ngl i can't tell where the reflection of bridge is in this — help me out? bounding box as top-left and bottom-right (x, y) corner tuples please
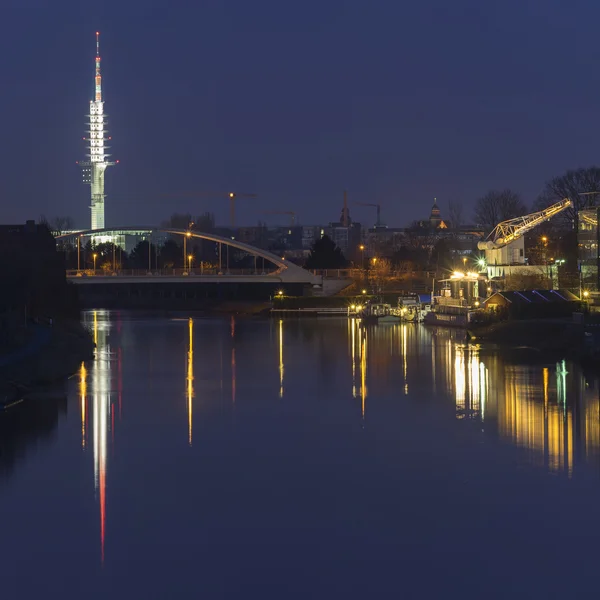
(57, 226), (321, 285)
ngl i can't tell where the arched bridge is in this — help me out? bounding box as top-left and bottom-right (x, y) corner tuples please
(57, 226), (320, 284)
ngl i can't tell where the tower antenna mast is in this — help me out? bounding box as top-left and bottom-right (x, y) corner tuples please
(79, 31), (116, 232)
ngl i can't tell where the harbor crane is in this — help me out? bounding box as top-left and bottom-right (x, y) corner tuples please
(261, 210), (297, 226)
(478, 198), (572, 250)
(477, 198), (572, 269)
(354, 202), (383, 228)
(160, 191), (257, 227)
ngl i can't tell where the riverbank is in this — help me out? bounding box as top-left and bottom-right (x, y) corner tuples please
(0, 319), (95, 407)
(467, 318), (586, 354)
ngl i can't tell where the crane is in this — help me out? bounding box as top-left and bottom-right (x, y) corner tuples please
(261, 210), (297, 226)
(354, 202), (383, 228)
(160, 191), (258, 228)
(477, 198), (572, 250)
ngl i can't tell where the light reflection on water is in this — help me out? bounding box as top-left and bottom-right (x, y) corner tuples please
(3, 312), (600, 596)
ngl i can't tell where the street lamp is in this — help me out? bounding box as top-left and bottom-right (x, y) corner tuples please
(359, 244), (365, 269)
(183, 229), (192, 271)
(188, 254), (193, 271)
(93, 253), (98, 274)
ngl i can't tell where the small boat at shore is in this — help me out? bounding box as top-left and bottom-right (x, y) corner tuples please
(424, 272), (484, 328)
(399, 294), (432, 323)
(358, 303), (402, 324)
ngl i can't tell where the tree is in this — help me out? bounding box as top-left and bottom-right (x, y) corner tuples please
(370, 257), (392, 294)
(159, 239), (182, 268)
(431, 238), (457, 271)
(39, 215), (74, 235)
(534, 166), (600, 228)
(195, 212), (215, 233)
(128, 240), (158, 270)
(448, 201), (464, 229)
(305, 235), (347, 269)
(94, 242), (122, 271)
(474, 189), (527, 233)
(161, 212), (194, 230)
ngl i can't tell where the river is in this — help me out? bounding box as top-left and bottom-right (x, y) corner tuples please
(1, 310), (600, 598)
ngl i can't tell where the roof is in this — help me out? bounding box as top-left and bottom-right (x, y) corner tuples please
(484, 289), (580, 305)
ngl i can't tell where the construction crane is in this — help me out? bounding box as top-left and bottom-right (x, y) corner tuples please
(354, 202), (383, 228)
(160, 191), (257, 227)
(261, 210), (297, 226)
(477, 198), (572, 250)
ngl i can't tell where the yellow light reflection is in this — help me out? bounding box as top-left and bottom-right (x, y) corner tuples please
(402, 324), (408, 395)
(455, 347), (466, 413)
(187, 317), (194, 446)
(454, 345), (487, 419)
(501, 365), (572, 475)
(351, 318), (357, 398)
(80, 362), (87, 449)
(279, 319), (284, 398)
(360, 333), (368, 419)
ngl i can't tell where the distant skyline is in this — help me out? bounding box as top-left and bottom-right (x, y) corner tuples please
(2, 0), (600, 228)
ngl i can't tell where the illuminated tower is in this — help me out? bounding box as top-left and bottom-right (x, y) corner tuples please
(80, 32), (115, 231)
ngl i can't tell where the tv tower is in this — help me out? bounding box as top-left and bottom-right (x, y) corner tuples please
(80, 32), (115, 231)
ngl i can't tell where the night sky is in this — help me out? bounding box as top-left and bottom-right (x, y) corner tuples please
(2, 0), (599, 229)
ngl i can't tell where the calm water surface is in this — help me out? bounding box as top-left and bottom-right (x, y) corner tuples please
(2, 311), (600, 598)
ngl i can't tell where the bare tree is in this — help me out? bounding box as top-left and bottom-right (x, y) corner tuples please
(370, 257), (392, 294)
(39, 215), (74, 235)
(533, 167), (600, 228)
(474, 189), (527, 233)
(448, 201), (464, 229)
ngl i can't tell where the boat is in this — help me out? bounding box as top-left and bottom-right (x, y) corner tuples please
(424, 271), (484, 328)
(358, 303), (402, 324)
(399, 294), (432, 323)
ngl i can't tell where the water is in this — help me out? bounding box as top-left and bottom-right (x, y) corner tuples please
(2, 311), (600, 599)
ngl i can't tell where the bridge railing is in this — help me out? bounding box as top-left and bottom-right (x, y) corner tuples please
(66, 267), (281, 278)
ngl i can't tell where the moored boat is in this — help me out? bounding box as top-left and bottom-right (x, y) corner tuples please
(425, 271), (484, 328)
(358, 303), (401, 324)
(399, 294), (432, 323)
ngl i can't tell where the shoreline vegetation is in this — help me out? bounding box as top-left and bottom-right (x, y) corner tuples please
(0, 319), (95, 405)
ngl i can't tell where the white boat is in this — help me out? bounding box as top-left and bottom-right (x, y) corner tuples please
(399, 295), (432, 323)
(358, 303), (401, 324)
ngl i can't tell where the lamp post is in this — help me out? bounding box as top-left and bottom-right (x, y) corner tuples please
(77, 235), (81, 272)
(183, 222), (194, 272)
(359, 244), (365, 270)
(184, 231), (191, 272)
(188, 254), (193, 272)
(93, 253), (98, 274)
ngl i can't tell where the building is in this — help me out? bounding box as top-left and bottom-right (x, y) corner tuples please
(0, 221), (76, 319)
(484, 289), (581, 319)
(579, 208), (598, 289)
(78, 33), (116, 233)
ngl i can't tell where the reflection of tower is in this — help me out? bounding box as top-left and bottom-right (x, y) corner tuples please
(80, 32), (116, 231)
(87, 309), (113, 564)
(278, 319), (284, 398)
(187, 318), (194, 446)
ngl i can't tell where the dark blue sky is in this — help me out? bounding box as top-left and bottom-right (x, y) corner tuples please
(1, 0), (599, 229)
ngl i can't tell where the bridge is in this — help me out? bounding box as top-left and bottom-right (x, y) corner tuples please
(57, 226), (321, 285)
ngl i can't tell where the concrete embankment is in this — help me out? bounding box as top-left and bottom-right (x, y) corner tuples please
(0, 320), (95, 404)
